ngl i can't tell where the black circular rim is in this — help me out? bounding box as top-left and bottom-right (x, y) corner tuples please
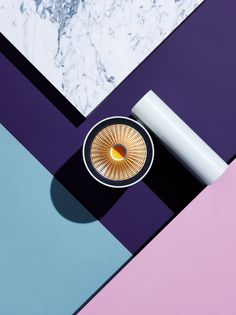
(83, 117), (154, 187)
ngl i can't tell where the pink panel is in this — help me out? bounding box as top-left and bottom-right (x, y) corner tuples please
(80, 159), (236, 315)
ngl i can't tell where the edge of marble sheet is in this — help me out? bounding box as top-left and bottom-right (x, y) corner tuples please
(0, 0), (204, 116)
(79, 159), (236, 314)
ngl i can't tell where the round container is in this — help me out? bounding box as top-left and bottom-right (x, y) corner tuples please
(83, 116), (154, 188)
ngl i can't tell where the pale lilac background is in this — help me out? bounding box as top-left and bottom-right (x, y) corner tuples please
(80, 160), (236, 314)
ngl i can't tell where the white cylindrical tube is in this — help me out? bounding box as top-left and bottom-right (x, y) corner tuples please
(131, 90), (228, 185)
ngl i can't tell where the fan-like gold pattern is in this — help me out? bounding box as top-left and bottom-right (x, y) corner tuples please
(90, 124), (147, 181)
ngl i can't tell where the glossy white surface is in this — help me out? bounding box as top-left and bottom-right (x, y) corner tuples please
(132, 91), (228, 185)
(0, 0), (203, 116)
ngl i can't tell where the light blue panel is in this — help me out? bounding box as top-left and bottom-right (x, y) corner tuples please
(0, 125), (131, 315)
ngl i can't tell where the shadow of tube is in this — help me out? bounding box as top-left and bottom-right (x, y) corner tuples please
(143, 134), (205, 212)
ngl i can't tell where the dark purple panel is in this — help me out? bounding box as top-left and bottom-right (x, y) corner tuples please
(1, 0), (236, 253)
(0, 54), (174, 253)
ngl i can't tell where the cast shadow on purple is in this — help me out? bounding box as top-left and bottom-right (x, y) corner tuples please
(50, 134), (204, 224)
(1, 34), (85, 127)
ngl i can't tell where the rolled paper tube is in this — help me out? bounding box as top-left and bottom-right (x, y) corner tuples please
(131, 90), (228, 185)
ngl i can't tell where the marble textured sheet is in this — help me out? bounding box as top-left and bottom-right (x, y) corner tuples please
(0, 0), (203, 116)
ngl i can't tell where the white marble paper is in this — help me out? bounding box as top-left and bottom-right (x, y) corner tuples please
(0, 0), (203, 116)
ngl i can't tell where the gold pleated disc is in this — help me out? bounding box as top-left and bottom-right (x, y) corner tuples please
(90, 124), (147, 181)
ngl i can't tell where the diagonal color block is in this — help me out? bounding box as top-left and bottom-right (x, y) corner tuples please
(79, 159), (236, 315)
(0, 0), (203, 115)
(0, 125), (131, 315)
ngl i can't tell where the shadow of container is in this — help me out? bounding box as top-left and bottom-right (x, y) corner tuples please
(50, 147), (127, 223)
